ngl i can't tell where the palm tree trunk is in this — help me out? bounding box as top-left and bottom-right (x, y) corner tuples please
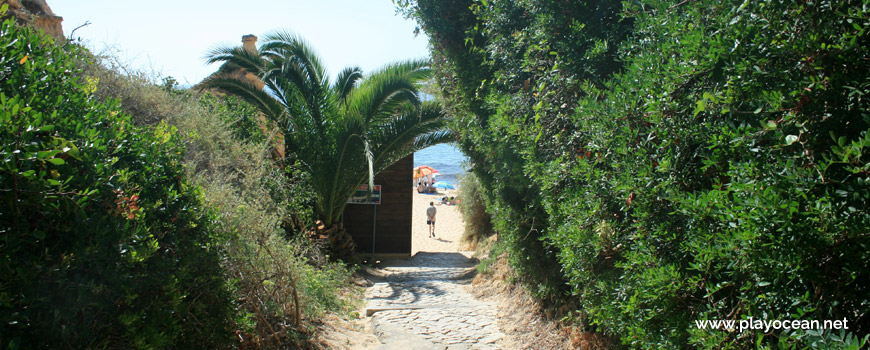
(309, 220), (356, 261)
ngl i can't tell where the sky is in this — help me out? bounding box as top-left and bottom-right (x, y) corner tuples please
(50, 1), (430, 86)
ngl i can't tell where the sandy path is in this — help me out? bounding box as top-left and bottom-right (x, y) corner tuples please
(411, 190), (465, 254)
(359, 190), (505, 349)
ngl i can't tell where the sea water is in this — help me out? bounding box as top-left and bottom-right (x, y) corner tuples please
(414, 143), (468, 187)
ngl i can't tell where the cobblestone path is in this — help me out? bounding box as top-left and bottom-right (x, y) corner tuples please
(365, 252), (504, 350)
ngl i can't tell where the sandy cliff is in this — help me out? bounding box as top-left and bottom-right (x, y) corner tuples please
(3, 0), (64, 39)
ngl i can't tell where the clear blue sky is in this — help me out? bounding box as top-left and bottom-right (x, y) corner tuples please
(50, 1), (429, 85)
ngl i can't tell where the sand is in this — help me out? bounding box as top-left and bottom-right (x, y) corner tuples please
(411, 189), (467, 254)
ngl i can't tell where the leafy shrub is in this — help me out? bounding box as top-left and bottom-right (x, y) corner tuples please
(399, 0), (577, 305)
(0, 13), (234, 349)
(197, 92), (266, 145)
(78, 35), (358, 348)
(458, 172), (493, 250)
(402, 0), (870, 348)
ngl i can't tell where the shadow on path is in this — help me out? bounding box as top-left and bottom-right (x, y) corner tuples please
(364, 252), (503, 349)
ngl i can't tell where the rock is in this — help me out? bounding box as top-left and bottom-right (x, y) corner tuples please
(479, 333), (504, 344)
(4, 0), (64, 40)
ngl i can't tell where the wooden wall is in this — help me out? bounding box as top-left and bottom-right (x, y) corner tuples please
(343, 154), (413, 256)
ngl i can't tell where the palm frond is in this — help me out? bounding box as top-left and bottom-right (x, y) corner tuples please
(368, 101), (451, 171)
(204, 31), (449, 226)
(345, 59), (432, 124)
(334, 66), (364, 104)
(412, 130), (454, 152)
(260, 30), (327, 87)
(364, 137), (375, 199)
(261, 36), (334, 135)
(367, 58), (432, 82)
(199, 76), (287, 126)
(204, 45), (266, 75)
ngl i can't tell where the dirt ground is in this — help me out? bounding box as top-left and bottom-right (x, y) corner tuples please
(469, 246), (613, 350)
(311, 312), (380, 350)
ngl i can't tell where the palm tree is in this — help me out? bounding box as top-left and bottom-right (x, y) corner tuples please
(203, 31), (451, 258)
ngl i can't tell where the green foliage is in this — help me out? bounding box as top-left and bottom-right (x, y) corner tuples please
(203, 32), (452, 227)
(398, 0), (590, 303)
(203, 31), (453, 260)
(0, 15), (234, 348)
(403, 0), (870, 347)
(176, 93), (356, 347)
(81, 48), (358, 347)
(84, 58), (266, 146)
(458, 171), (493, 250)
(198, 93), (266, 144)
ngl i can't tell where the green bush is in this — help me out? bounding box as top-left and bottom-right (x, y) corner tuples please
(0, 13), (234, 349)
(402, 0), (870, 348)
(182, 116), (354, 347)
(78, 32), (357, 348)
(458, 172), (493, 250)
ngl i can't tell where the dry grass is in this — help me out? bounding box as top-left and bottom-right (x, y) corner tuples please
(458, 173), (494, 250)
(471, 250), (614, 349)
(309, 306), (380, 350)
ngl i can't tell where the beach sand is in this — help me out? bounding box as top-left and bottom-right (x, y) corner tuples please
(411, 189), (467, 255)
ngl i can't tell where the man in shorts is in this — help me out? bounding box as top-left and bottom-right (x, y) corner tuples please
(426, 201), (437, 238)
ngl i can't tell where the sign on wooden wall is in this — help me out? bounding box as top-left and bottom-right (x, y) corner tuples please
(348, 185), (381, 204)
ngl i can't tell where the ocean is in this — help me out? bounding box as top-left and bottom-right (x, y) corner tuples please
(414, 143), (468, 187)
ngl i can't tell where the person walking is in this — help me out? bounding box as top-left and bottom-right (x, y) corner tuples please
(426, 201), (437, 238)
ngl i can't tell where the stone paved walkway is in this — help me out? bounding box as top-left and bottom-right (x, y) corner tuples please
(365, 252), (504, 350)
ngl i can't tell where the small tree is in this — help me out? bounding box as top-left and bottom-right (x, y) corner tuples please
(204, 31), (451, 259)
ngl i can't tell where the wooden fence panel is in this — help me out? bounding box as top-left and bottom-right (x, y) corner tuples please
(344, 154), (413, 256)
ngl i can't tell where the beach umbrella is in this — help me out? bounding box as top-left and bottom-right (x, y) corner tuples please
(432, 181), (456, 190)
(413, 165), (439, 179)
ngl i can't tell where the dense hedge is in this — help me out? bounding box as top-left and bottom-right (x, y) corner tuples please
(401, 0), (869, 348)
(0, 14), (235, 348)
